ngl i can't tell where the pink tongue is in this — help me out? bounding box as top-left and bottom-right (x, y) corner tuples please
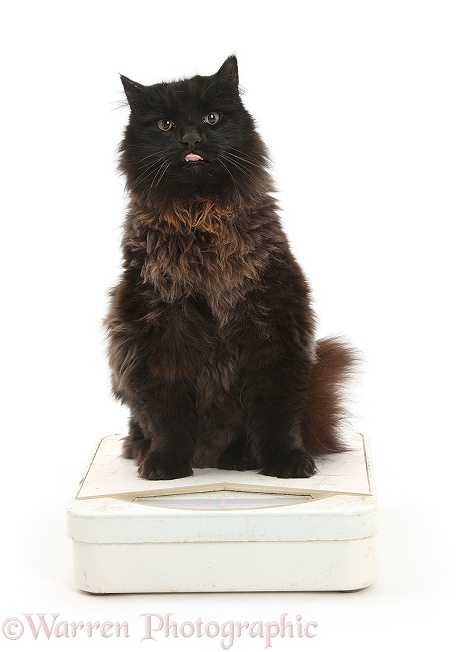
(185, 153), (202, 162)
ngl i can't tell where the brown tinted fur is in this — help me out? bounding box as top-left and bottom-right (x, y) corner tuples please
(105, 57), (358, 480)
(302, 337), (357, 456)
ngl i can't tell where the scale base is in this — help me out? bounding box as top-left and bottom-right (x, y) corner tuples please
(74, 538), (376, 594)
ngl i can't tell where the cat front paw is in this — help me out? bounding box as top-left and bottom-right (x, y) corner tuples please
(260, 448), (317, 479)
(138, 451), (193, 480)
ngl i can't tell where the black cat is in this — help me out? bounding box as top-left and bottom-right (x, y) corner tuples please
(105, 56), (357, 480)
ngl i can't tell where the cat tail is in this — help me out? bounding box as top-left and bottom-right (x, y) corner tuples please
(302, 336), (361, 456)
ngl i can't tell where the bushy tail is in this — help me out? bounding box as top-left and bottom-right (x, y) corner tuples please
(302, 336), (360, 456)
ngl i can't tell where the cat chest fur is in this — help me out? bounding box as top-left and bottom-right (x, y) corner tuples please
(132, 211), (273, 322)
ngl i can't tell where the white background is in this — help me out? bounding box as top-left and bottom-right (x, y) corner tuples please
(1, 1), (470, 649)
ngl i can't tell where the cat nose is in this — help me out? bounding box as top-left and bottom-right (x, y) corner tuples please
(181, 127), (201, 150)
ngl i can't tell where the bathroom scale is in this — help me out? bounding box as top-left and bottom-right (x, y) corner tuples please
(67, 433), (377, 593)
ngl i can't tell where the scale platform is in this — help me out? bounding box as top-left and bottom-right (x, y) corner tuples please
(67, 433), (377, 593)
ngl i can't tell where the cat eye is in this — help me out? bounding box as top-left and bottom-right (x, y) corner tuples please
(156, 119), (174, 132)
(203, 112), (220, 125)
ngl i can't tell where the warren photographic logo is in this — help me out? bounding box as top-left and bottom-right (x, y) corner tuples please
(2, 612), (318, 648)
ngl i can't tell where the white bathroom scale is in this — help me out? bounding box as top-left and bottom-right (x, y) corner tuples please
(67, 433), (377, 593)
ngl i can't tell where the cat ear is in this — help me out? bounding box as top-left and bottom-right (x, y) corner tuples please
(120, 75), (147, 110)
(215, 56), (239, 89)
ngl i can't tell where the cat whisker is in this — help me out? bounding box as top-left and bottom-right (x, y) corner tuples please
(138, 152), (166, 164)
(221, 152), (252, 171)
(149, 161), (168, 190)
(150, 160), (172, 192)
(133, 158), (168, 186)
(225, 146), (267, 168)
(225, 145), (260, 159)
(224, 148), (266, 171)
(137, 156), (167, 175)
(198, 80), (216, 100)
(219, 154), (252, 181)
(217, 157), (241, 189)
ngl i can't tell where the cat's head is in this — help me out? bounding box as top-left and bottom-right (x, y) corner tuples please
(119, 57), (270, 208)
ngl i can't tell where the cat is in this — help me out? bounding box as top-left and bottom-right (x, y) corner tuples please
(105, 56), (357, 480)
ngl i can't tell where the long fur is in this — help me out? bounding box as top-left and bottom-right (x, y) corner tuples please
(105, 56), (358, 480)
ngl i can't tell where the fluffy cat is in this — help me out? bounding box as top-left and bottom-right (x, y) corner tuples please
(106, 56), (357, 480)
